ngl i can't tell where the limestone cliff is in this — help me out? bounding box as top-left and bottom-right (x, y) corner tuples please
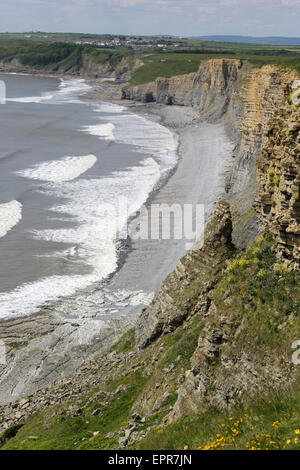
(123, 60), (298, 249)
(0, 55), (141, 80)
(0, 60), (299, 450)
(1, 201), (298, 449)
(255, 104), (300, 267)
(135, 201), (234, 349)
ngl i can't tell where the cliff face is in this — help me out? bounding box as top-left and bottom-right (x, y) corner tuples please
(0, 60), (299, 449)
(255, 104), (300, 267)
(125, 61), (300, 417)
(124, 61), (295, 184)
(135, 201), (234, 349)
(1, 202), (298, 449)
(124, 59), (299, 251)
(0, 55), (140, 80)
(133, 201), (299, 416)
(123, 59), (243, 115)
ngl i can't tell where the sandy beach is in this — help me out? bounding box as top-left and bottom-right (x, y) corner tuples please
(0, 92), (233, 405)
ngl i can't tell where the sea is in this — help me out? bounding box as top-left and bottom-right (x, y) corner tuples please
(0, 73), (179, 322)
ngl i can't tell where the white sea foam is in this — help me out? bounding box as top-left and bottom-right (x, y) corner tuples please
(55, 78), (92, 103)
(7, 78), (92, 105)
(113, 113), (178, 171)
(94, 102), (125, 113)
(7, 94), (54, 104)
(84, 122), (115, 141)
(0, 200), (22, 239)
(85, 110), (178, 173)
(0, 80), (178, 319)
(0, 158), (160, 318)
(16, 154), (97, 183)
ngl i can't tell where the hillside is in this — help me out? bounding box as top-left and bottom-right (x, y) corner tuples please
(0, 40), (137, 78)
(1, 203), (299, 450)
(0, 38), (300, 80)
(0, 55), (299, 450)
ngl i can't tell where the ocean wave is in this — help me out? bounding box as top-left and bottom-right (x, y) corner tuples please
(0, 158), (160, 318)
(94, 102), (125, 114)
(7, 94), (54, 104)
(55, 78), (92, 103)
(83, 122), (115, 141)
(0, 200), (22, 239)
(86, 111), (178, 173)
(6, 78), (92, 105)
(16, 154), (97, 183)
(113, 113), (178, 171)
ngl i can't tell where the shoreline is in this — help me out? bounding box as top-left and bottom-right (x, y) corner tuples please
(0, 77), (234, 405)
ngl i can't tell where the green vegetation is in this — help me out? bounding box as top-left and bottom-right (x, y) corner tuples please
(8, 342), (29, 351)
(0, 36), (299, 81)
(126, 52), (210, 85)
(2, 370), (149, 450)
(129, 47), (300, 85)
(2, 423), (24, 441)
(0, 39), (133, 73)
(274, 175), (281, 186)
(0, 315), (203, 450)
(220, 236), (300, 352)
(133, 381), (300, 450)
(111, 329), (135, 354)
(1, 236), (299, 451)
(234, 206), (255, 229)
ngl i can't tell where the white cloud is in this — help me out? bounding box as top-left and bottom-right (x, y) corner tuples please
(0, 0), (299, 36)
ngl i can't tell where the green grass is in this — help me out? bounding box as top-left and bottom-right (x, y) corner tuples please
(217, 236), (300, 354)
(3, 378), (300, 451)
(129, 52), (205, 85)
(8, 342), (28, 351)
(0, 316), (204, 451)
(132, 380), (300, 450)
(2, 370), (149, 450)
(0, 39), (133, 73)
(129, 48), (300, 85)
(158, 316), (204, 370)
(111, 329), (135, 354)
(0, 37), (299, 81)
(1, 235), (299, 451)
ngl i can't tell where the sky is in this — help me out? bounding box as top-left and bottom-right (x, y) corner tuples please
(0, 0), (300, 37)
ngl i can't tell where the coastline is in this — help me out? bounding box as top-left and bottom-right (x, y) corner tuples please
(0, 78), (233, 405)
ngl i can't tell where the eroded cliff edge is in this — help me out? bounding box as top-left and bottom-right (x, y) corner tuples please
(255, 104), (300, 267)
(123, 59), (299, 248)
(1, 197), (299, 449)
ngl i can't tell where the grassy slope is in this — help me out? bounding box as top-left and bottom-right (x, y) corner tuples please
(0, 40), (134, 73)
(134, 382), (300, 450)
(1, 236), (299, 450)
(129, 48), (300, 85)
(0, 38), (299, 79)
